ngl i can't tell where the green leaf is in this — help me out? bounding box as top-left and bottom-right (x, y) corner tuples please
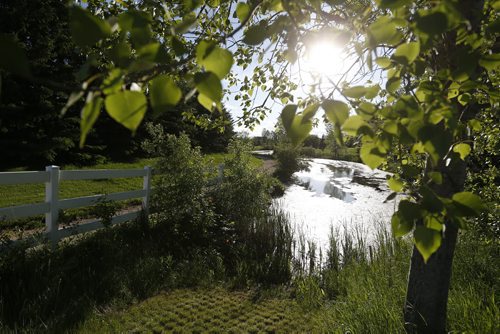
(0, 34), (31, 78)
(280, 104), (297, 130)
(428, 171), (443, 185)
(386, 77), (401, 93)
(367, 16), (401, 47)
(376, 0), (411, 9)
(416, 11), (448, 36)
(196, 41), (234, 79)
(109, 41), (132, 68)
(452, 192), (484, 217)
(69, 6), (111, 47)
(357, 102), (376, 120)
(360, 141), (385, 169)
(137, 43), (170, 63)
(398, 200), (422, 221)
(365, 85), (380, 99)
(174, 12), (197, 34)
(384, 192), (397, 203)
(479, 53), (500, 71)
(375, 57), (393, 69)
(302, 103), (319, 122)
(280, 105), (314, 146)
(425, 216), (444, 231)
(150, 75), (182, 114)
(414, 226), (442, 263)
(61, 91), (84, 116)
(391, 213), (413, 237)
(420, 185), (444, 213)
(382, 120), (398, 135)
(197, 93), (217, 112)
(101, 69), (124, 95)
(387, 177), (403, 192)
(235, 2), (251, 23)
(458, 93), (472, 106)
(104, 91), (147, 133)
(418, 125), (452, 165)
(468, 119), (482, 131)
(322, 100), (350, 126)
(118, 10), (152, 47)
(243, 22), (269, 45)
(393, 41), (420, 65)
(119, 10), (151, 31)
(342, 115), (367, 136)
(342, 86), (367, 99)
(80, 94), (103, 148)
(453, 143), (471, 160)
(194, 72), (222, 102)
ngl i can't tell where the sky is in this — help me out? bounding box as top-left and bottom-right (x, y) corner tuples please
(222, 29), (367, 138)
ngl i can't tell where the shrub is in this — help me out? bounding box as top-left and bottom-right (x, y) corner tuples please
(142, 124), (217, 253)
(209, 140), (293, 285)
(211, 140), (271, 231)
(273, 144), (307, 182)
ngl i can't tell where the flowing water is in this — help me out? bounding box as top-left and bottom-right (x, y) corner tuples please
(275, 158), (396, 249)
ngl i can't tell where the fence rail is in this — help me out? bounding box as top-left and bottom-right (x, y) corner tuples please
(0, 165), (152, 248)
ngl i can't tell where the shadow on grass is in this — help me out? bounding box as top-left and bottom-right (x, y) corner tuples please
(0, 217), (219, 333)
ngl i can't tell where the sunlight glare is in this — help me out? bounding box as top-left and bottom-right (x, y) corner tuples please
(303, 41), (344, 78)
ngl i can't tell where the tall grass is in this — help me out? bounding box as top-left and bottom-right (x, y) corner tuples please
(290, 220), (498, 333)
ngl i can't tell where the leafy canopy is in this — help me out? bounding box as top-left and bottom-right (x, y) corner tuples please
(0, 0), (498, 261)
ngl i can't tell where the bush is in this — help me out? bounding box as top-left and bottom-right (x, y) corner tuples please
(142, 124), (217, 253)
(273, 144), (307, 182)
(211, 140), (271, 230)
(208, 140), (293, 285)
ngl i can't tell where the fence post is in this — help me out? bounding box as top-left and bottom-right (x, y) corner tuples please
(45, 165), (60, 245)
(142, 166), (152, 216)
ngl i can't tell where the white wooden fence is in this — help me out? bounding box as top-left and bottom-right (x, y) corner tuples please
(0, 165), (152, 246)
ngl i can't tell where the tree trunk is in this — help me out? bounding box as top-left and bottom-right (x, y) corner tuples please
(404, 223), (458, 333)
(404, 156), (467, 332)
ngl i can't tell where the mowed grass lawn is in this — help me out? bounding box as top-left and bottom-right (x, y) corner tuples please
(0, 159), (157, 208)
(77, 287), (320, 333)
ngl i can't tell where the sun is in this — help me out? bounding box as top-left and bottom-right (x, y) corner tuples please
(302, 41), (344, 79)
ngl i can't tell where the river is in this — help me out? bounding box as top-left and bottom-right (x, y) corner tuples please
(275, 158), (396, 249)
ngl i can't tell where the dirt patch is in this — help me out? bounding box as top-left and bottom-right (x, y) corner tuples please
(259, 159), (277, 175)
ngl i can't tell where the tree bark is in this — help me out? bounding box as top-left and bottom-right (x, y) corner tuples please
(404, 222), (458, 333)
(404, 156), (467, 333)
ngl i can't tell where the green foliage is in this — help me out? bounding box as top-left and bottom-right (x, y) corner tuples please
(211, 139), (272, 227)
(68, 6), (110, 47)
(273, 143), (306, 183)
(322, 100), (350, 126)
(92, 197), (119, 228)
(142, 125), (216, 251)
(280, 104), (318, 146)
(414, 226), (442, 263)
(80, 94), (103, 148)
(0, 1), (498, 329)
(235, 2), (251, 23)
(0, 34), (31, 78)
(196, 40), (234, 79)
(294, 276), (325, 310)
(149, 75), (182, 115)
(104, 91), (148, 133)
